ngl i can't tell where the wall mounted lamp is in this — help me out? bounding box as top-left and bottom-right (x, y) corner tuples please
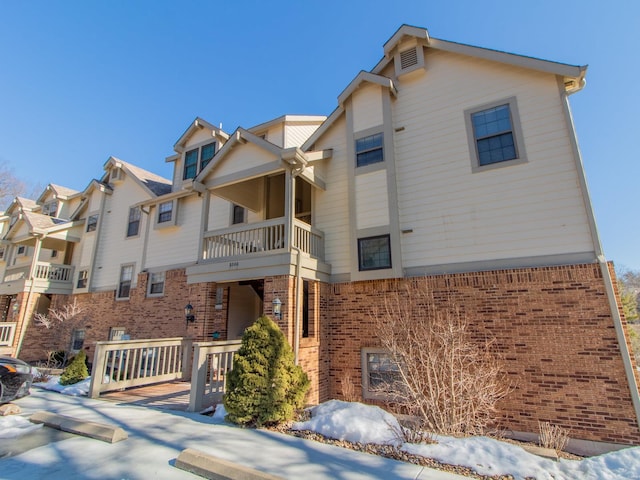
(185, 303), (195, 323)
(272, 297), (282, 320)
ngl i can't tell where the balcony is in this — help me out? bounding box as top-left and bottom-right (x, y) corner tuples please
(189, 217), (329, 283)
(0, 262), (75, 295)
(203, 217), (324, 261)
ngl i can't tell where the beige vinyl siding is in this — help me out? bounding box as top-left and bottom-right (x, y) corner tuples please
(91, 176), (148, 290)
(144, 194), (202, 269)
(87, 193), (102, 212)
(213, 143), (277, 179)
(266, 124), (284, 147)
(355, 171), (389, 229)
(391, 49), (593, 268)
(208, 196), (231, 231)
(285, 123), (322, 148)
(352, 85), (383, 133)
(313, 115), (351, 274)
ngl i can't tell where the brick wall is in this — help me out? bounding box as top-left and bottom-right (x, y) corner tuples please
(19, 269), (213, 363)
(328, 263), (640, 445)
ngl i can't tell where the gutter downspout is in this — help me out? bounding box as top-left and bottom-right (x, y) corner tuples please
(559, 77), (640, 429)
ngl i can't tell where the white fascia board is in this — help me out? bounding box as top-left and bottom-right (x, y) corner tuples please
(173, 117), (230, 153)
(337, 71), (396, 107)
(430, 38), (586, 80)
(301, 106), (344, 151)
(248, 114), (328, 134)
(382, 24), (430, 57)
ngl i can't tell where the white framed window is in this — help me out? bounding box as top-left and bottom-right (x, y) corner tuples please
(16, 245), (27, 256)
(77, 269), (88, 289)
(42, 201), (58, 217)
(361, 347), (401, 400)
(465, 97), (527, 172)
(358, 235), (392, 271)
(70, 329), (85, 353)
(147, 271), (165, 296)
(355, 132), (384, 168)
(127, 206), (141, 237)
(51, 250), (58, 258)
(157, 201), (173, 224)
(183, 142), (216, 180)
(117, 264), (134, 299)
(0, 247), (5, 260)
(86, 214), (99, 232)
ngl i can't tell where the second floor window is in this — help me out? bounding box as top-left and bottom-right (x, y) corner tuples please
(183, 142), (216, 180)
(127, 207), (141, 237)
(86, 214), (98, 232)
(158, 201), (173, 224)
(355, 132), (384, 167)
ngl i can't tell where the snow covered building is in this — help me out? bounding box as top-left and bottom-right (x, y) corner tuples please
(1, 25), (639, 452)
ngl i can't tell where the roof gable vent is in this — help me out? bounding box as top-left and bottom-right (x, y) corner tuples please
(394, 45), (425, 77)
(400, 48), (418, 70)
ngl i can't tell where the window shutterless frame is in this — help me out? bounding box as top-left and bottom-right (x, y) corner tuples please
(355, 132), (384, 168)
(465, 97), (527, 173)
(357, 234), (392, 271)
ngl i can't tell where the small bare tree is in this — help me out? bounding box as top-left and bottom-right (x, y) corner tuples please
(370, 282), (511, 437)
(34, 298), (85, 366)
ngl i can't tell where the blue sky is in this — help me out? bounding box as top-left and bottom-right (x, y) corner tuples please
(1, 1), (638, 270)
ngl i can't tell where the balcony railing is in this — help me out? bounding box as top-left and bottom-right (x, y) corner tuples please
(202, 217), (324, 261)
(0, 322), (16, 346)
(33, 263), (74, 282)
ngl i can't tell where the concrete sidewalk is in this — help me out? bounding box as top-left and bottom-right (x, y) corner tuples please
(1, 389), (469, 480)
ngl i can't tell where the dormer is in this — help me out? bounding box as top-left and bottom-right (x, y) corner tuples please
(248, 115), (326, 148)
(382, 25), (430, 78)
(36, 184), (81, 220)
(168, 117), (230, 190)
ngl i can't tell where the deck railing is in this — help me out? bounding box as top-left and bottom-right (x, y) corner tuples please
(0, 322), (16, 346)
(89, 337), (193, 398)
(33, 262), (74, 282)
(188, 340), (242, 412)
(202, 217), (324, 261)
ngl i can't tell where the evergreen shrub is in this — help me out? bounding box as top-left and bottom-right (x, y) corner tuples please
(224, 315), (309, 426)
(59, 350), (89, 385)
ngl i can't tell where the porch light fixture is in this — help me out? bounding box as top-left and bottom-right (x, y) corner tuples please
(272, 297), (282, 320)
(185, 303), (195, 323)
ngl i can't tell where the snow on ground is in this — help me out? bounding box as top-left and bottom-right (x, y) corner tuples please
(15, 389), (633, 479)
(294, 399), (640, 480)
(33, 375), (91, 396)
(0, 415), (43, 439)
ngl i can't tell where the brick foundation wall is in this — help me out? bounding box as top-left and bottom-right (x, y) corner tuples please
(19, 269), (213, 363)
(328, 263), (640, 445)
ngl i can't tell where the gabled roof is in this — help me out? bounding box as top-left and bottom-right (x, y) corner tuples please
(304, 24), (587, 152)
(103, 157), (172, 197)
(69, 180), (113, 220)
(172, 117), (230, 154)
(195, 128), (284, 183)
(337, 71), (397, 107)
(5, 197), (38, 216)
(373, 24), (587, 85)
(36, 183), (81, 204)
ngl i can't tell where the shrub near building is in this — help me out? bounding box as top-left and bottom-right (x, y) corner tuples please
(224, 316), (309, 426)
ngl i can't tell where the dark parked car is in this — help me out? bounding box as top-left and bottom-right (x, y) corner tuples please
(0, 356), (33, 403)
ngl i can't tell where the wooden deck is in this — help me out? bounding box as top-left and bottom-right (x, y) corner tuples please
(99, 381), (192, 411)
